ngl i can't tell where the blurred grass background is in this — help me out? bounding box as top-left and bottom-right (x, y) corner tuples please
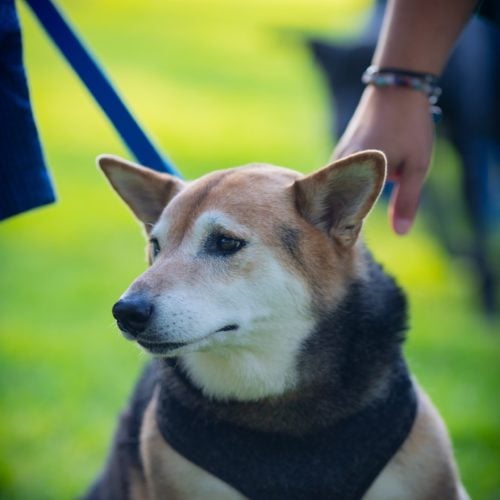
(0, 0), (499, 498)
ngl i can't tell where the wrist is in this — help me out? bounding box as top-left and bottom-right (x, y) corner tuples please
(363, 66), (440, 98)
(361, 66), (442, 122)
(363, 83), (431, 106)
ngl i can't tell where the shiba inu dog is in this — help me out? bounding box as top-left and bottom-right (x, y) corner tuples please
(86, 150), (467, 500)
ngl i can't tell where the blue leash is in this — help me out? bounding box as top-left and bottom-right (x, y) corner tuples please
(24, 0), (181, 177)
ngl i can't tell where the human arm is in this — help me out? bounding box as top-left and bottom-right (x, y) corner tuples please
(333, 0), (477, 234)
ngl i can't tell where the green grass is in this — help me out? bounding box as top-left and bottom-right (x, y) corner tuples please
(0, 0), (499, 498)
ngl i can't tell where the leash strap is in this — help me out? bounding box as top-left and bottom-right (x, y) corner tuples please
(23, 0), (181, 177)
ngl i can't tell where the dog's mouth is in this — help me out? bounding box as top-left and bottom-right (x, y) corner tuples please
(136, 340), (187, 354)
(137, 324), (239, 355)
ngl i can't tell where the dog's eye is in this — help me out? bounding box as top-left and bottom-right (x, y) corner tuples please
(217, 236), (244, 253)
(149, 238), (161, 259)
(206, 234), (246, 256)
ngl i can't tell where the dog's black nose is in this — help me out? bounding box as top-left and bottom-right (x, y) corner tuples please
(112, 296), (153, 336)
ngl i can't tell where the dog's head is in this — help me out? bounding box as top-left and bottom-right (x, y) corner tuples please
(99, 151), (386, 399)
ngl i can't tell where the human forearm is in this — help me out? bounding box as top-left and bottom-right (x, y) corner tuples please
(373, 0), (477, 75)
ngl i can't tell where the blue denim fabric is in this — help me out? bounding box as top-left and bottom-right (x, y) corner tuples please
(0, 0), (55, 221)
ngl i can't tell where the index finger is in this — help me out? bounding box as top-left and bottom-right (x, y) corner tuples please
(389, 164), (427, 235)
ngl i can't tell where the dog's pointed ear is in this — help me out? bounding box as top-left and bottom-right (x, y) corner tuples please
(292, 150), (386, 248)
(97, 155), (185, 227)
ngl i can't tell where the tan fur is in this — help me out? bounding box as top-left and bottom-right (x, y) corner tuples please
(365, 386), (468, 500)
(98, 155), (184, 228)
(128, 466), (149, 500)
(293, 151), (386, 247)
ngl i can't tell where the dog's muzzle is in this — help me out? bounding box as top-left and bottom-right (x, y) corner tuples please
(112, 295), (153, 337)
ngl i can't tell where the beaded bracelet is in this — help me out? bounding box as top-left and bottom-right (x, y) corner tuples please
(362, 65), (442, 123)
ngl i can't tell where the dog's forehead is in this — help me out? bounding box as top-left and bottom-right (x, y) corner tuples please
(156, 164), (300, 237)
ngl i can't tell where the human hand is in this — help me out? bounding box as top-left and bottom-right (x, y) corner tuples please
(332, 85), (435, 235)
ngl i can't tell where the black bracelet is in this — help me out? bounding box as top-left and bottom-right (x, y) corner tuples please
(362, 65), (442, 123)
